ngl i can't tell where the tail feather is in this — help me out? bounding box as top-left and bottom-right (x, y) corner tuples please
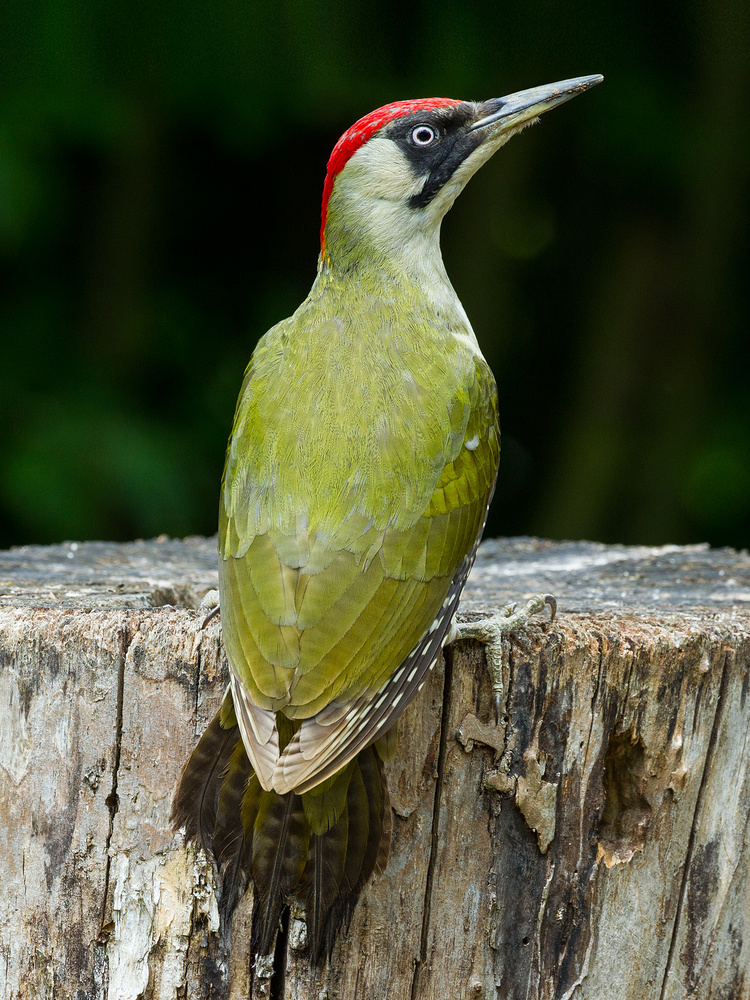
(172, 695), (393, 962)
(358, 745), (391, 880)
(251, 791), (310, 955)
(213, 743), (257, 919)
(341, 761), (369, 892)
(171, 709), (239, 853)
(300, 808), (349, 959)
(301, 746), (391, 959)
(213, 741), (253, 869)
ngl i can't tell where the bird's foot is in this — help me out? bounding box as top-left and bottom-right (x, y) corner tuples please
(447, 594), (556, 722)
(199, 589), (221, 627)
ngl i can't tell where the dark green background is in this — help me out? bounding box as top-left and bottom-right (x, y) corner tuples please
(2, 1), (748, 549)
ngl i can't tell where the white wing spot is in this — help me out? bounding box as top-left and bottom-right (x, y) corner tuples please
(465, 434), (480, 451)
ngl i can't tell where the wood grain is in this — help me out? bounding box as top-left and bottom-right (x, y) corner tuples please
(1, 537), (749, 999)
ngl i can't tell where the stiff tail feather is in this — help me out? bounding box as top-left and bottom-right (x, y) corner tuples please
(172, 701), (392, 961)
(170, 709), (240, 853)
(213, 741), (257, 919)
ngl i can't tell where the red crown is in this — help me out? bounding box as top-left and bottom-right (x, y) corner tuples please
(320, 98), (461, 253)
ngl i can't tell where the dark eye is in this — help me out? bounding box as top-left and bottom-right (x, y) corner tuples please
(411, 124), (437, 146)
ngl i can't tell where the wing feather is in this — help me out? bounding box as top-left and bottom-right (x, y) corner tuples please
(219, 329), (499, 794)
(230, 673), (279, 790)
(275, 553), (475, 794)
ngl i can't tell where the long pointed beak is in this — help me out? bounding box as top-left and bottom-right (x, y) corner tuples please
(469, 74), (603, 133)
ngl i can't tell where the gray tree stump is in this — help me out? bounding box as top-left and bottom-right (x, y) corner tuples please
(1, 536), (749, 999)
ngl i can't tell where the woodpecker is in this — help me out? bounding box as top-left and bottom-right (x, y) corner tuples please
(173, 74), (602, 962)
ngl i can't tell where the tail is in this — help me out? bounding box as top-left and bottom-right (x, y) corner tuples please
(171, 699), (391, 960)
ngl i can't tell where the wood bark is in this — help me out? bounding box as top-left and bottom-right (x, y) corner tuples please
(1, 536), (749, 999)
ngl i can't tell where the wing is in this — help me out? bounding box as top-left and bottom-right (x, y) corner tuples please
(219, 310), (499, 793)
(276, 550), (477, 793)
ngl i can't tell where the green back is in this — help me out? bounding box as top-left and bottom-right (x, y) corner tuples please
(219, 261), (499, 720)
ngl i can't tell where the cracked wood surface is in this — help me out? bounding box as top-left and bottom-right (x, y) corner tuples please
(1, 536), (749, 999)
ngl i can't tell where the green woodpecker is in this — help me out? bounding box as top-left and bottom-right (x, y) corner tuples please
(173, 74), (602, 961)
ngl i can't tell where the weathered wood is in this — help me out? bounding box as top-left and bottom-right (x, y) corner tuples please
(1, 537), (749, 999)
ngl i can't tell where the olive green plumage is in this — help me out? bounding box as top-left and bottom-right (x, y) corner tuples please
(173, 260), (498, 958)
(219, 262), (498, 722)
(172, 94), (509, 963)
(171, 74), (602, 967)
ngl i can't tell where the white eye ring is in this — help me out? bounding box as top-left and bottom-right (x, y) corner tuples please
(411, 124), (436, 146)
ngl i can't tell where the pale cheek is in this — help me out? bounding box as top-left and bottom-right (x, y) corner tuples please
(344, 137), (423, 202)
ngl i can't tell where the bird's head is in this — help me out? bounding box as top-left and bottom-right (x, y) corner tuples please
(319, 75), (602, 273)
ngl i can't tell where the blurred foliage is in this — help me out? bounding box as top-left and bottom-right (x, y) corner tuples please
(1, 0), (748, 549)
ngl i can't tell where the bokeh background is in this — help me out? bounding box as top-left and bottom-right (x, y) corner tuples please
(1, 1), (748, 550)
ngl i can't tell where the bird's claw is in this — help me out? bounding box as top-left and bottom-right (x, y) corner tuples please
(452, 593), (557, 723)
(543, 594), (556, 622)
(199, 589), (221, 628)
